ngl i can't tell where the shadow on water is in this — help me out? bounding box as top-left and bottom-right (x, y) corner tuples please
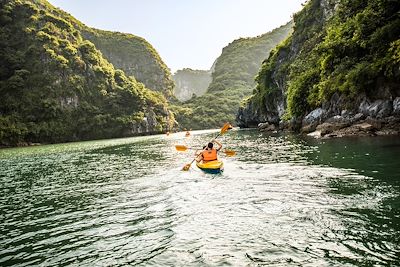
(302, 135), (400, 183)
(298, 135), (400, 266)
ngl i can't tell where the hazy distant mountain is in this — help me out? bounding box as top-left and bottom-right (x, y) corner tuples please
(173, 68), (211, 101)
(173, 22), (293, 129)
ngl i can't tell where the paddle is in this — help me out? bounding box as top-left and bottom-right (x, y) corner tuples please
(182, 122), (232, 171)
(175, 145), (236, 157)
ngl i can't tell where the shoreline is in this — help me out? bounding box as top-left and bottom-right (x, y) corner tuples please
(255, 115), (400, 139)
(2, 121), (399, 150)
(0, 131), (165, 150)
(304, 116), (400, 139)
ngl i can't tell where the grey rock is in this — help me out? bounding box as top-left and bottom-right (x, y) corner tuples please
(259, 123), (276, 132)
(340, 109), (355, 118)
(303, 108), (325, 126)
(393, 97), (400, 115)
(236, 104), (267, 128)
(359, 98), (371, 115)
(236, 88), (284, 128)
(359, 99), (393, 118)
(322, 93), (345, 117)
(326, 115), (350, 124)
(258, 122), (270, 130)
(320, 0), (336, 19)
(376, 100), (393, 118)
(353, 113), (365, 122)
(385, 116), (400, 124)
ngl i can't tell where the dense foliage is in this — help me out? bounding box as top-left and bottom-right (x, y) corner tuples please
(172, 68), (211, 101)
(250, 0), (400, 119)
(174, 22), (293, 129)
(82, 29), (175, 98)
(0, 0), (172, 146)
(33, 1), (175, 98)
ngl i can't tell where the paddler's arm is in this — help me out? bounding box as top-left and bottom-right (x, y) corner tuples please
(195, 152), (203, 162)
(213, 139), (222, 151)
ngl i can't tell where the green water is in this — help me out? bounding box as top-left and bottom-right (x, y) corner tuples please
(0, 129), (399, 266)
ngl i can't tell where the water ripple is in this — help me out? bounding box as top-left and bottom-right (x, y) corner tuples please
(0, 130), (399, 266)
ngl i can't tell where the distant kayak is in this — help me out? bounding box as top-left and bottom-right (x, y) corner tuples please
(196, 160), (223, 174)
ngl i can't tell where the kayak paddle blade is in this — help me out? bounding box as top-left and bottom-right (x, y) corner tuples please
(220, 122), (232, 135)
(175, 145), (188, 151)
(224, 150), (236, 157)
(182, 164), (191, 171)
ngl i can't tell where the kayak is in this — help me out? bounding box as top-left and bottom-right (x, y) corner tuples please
(196, 160), (224, 174)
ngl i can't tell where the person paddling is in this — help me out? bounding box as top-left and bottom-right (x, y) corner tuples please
(196, 139), (222, 163)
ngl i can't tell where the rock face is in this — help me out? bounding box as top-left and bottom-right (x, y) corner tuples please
(359, 99), (393, 118)
(237, 89), (285, 128)
(307, 116), (400, 139)
(236, 0), (400, 138)
(301, 108), (326, 132)
(172, 69), (211, 101)
(236, 0), (337, 129)
(302, 95), (400, 138)
(125, 108), (170, 136)
(394, 97), (400, 115)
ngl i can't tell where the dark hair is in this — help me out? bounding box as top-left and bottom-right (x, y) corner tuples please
(207, 142), (213, 149)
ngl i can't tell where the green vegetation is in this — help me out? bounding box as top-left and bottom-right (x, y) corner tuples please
(174, 22), (293, 129)
(0, 0), (173, 146)
(173, 68), (211, 101)
(82, 29), (175, 98)
(249, 0), (400, 119)
(31, 0), (175, 98)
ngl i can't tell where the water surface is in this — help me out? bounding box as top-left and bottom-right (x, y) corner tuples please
(0, 129), (399, 266)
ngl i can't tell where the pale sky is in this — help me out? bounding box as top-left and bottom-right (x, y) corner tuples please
(47, 0), (305, 73)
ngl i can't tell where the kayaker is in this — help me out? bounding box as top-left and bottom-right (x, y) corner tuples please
(197, 140), (222, 163)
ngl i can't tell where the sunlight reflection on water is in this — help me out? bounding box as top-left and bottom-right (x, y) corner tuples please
(0, 129), (399, 266)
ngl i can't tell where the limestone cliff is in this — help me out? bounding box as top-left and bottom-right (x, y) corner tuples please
(0, 0), (174, 147)
(237, 0), (400, 137)
(172, 68), (211, 101)
(82, 29), (175, 98)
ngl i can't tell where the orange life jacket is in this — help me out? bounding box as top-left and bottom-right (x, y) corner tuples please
(202, 149), (217, 161)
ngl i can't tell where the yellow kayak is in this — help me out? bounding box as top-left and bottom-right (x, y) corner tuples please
(196, 160), (224, 174)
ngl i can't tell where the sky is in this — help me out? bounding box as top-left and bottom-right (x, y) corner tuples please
(47, 0), (306, 73)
